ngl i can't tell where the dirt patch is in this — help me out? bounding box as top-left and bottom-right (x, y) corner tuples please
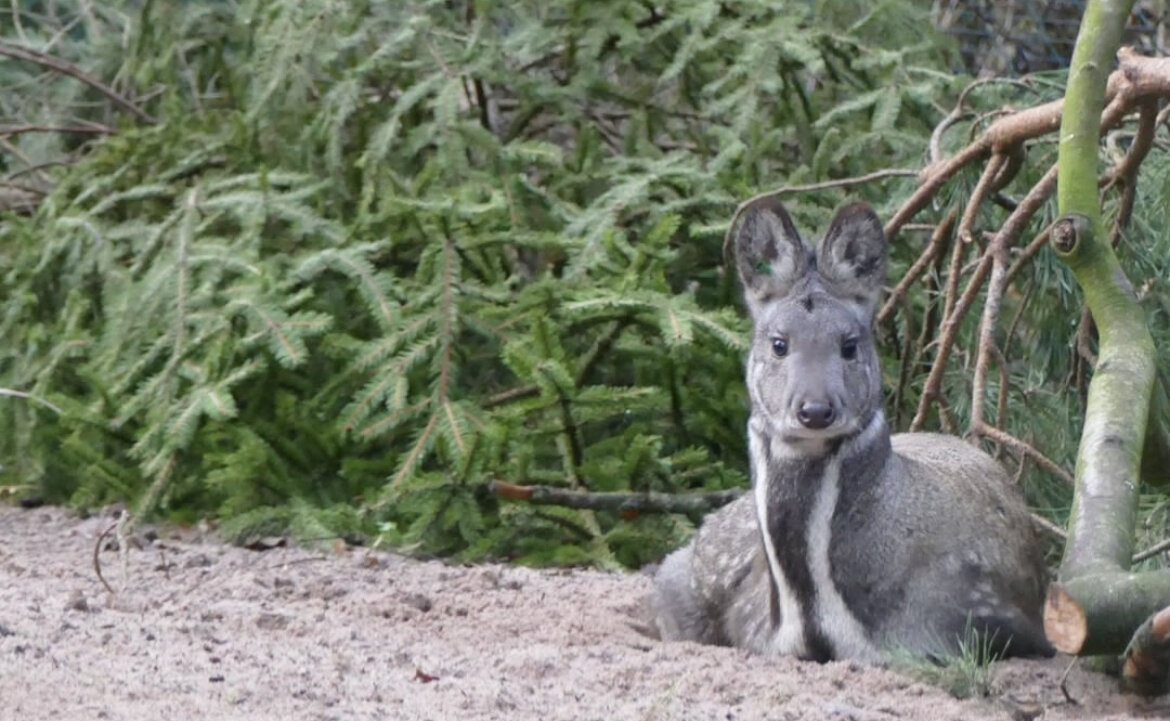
(0, 506), (1165, 720)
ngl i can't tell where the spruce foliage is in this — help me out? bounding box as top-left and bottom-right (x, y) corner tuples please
(3, 0), (988, 565)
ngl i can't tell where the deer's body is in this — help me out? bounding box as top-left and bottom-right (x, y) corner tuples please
(651, 200), (1051, 661)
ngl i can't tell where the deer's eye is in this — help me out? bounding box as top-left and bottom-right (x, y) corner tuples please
(771, 337), (789, 358)
(841, 338), (859, 360)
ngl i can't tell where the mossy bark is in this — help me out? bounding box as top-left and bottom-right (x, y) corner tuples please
(1051, 216), (1153, 579)
(1042, 0), (1167, 664)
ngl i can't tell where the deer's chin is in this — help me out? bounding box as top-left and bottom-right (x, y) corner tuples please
(777, 421), (860, 451)
(751, 412), (862, 456)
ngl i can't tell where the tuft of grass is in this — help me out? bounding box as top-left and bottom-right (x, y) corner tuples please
(887, 622), (1005, 700)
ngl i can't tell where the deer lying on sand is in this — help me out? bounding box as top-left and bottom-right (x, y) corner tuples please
(651, 199), (1052, 662)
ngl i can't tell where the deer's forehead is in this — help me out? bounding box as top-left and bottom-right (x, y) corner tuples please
(752, 292), (869, 336)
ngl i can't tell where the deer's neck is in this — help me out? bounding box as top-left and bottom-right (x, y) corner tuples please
(749, 411), (891, 661)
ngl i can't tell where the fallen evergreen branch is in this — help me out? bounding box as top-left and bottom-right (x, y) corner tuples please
(4, 0), (1170, 575)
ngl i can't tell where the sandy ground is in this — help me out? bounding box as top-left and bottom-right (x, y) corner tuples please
(0, 506), (1166, 721)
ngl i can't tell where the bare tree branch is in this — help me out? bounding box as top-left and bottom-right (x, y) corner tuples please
(0, 123), (115, 138)
(975, 422), (1075, 488)
(490, 481), (743, 515)
(0, 41), (155, 123)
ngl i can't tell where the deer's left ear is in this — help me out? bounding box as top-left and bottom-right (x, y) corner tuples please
(817, 203), (887, 312)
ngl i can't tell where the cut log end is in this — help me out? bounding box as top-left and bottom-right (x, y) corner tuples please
(1044, 583), (1089, 655)
(1121, 605), (1170, 697)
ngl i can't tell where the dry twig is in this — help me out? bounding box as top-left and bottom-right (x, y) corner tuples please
(490, 481), (742, 515)
(0, 41), (155, 123)
(975, 422), (1075, 488)
(92, 519), (118, 595)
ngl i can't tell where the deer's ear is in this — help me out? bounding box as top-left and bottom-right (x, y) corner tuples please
(734, 198), (811, 313)
(817, 203), (887, 312)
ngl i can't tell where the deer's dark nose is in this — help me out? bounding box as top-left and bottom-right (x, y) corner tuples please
(797, 401), (835, 429)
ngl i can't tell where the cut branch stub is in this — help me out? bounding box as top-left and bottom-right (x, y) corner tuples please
(1051, 213), (1092, 256)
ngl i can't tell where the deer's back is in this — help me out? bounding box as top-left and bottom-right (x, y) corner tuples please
(661, 432), (1050, 659)
(828, 432), (1049, 656)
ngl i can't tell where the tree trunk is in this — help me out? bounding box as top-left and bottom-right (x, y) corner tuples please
(1043, 0), (1166, 667)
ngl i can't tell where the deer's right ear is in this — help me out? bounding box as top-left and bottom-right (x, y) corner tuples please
(734, 198), (810, 311)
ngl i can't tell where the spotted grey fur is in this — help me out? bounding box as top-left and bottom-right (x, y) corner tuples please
(651, 199), (1052, 662)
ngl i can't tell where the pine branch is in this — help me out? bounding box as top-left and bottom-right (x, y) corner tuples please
(387, 409), (438, 491)
(13, 0), (1168, 574)
(0, 388), (62, 414)
(174, 190), (196, 361)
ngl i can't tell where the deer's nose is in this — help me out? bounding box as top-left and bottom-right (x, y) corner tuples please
(797, 401), (835, 429)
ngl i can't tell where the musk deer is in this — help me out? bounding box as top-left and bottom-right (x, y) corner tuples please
(651, 199), (1052, 662)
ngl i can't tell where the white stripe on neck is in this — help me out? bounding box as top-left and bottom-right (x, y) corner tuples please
(750, 411), (886, 660)
(807, 412), (884, 661)
(750, 417), (807, 657)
